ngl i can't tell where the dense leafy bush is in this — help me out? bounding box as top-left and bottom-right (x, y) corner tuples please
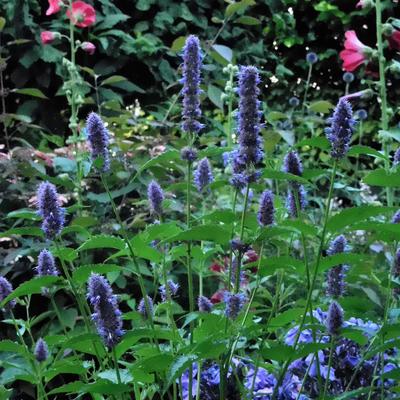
(1, 0), (400, 399)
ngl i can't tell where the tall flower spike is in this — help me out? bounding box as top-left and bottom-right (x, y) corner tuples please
(198, 295), (213, 312)
(194, 157), (213, 193)
(283, 151), (303, 177)
(326, 235), (347, 298)
(34, 338), (49, 362)
(286, 186), (307, 218)
(138, 295), (154, 319)
(0, 277), (16, 310)
(159, 280), (179, 302)
(236, 66), (263, 170)
(258, 190), (275, 227)
(326, 301), (343, 336)
(86, 112), (110, 172)
(394, 148), (400, 166)
(37, 182), (65, 240)
(181, 35), (203, 134)
(36, 249), (58, 277)
(147, 180), (164, 216)
(224, 291), (247, 319)
(393, 249), (400, 299)
(392, 210), (400, 224)
(325, 98), (356, 159)
(87, 274), (124, 347)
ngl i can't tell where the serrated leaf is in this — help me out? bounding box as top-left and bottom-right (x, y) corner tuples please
(261, 169), (309, 184)
(363, 168), (400, 187)
(171, 36), (186, 52)
(167, 355), (198, 388)
(77, 235), (126, 252)
(308, 100), (334, 113)
(14, 88), (48, 99)
(0, 227), (43, 238)
(164, 225), (231, 245)
(72, 264), (122, 285)
(347, 145), (387, 160)
(101, 75), (127, 86)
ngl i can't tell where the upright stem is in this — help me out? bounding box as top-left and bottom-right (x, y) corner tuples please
(376, 0), (392, 207)
(322, 337), (335, 399)
(272, 161), (337, 399)
(0, 34), (9, 151)
(301, 64), (313, 116)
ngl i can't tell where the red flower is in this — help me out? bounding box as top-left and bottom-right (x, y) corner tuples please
(388, 30), (400, 50)
(210, 289), (224, 304)
(40, 31), (57, 45)
(210, 262), (224, 273)
(66, 1), (96, 28)
(46, 0), (62, 16)
(81, 41), (96, 55)
(339, 31), (371, 72)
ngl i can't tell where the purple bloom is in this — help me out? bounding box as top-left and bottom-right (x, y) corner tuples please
(224, 291), (247, 319)
(86, 112), (110, 172)
(342, 72), (354, 83)
(393, 249), (400, 299)
(355, 109), (367, 120)
(258, 190), (275, 226)
(34, 338), (49, 362)
(392, 210), (400, 224)
(138, 295), (154, 319)
(283, 150), (303, 177)
(180, 146), (198, 163)
(306, 52), (318, 64)
(0, 276), (16, 311)
(326, 235), (347, 298)
(326, 301), (343, 336)
(36, 182), (65, 240)
(230, 238), (249, 253)
(236, 66), (263, 169)
(289, 97), (300, 107)
(394, 148), (400, 166)
(181, 35), (203, 134)
(159, 280), (179, 302)
(286, 186), (307, 218)
(198, 295), (213, 312)
(244, 365), (277, 398)
(87, 273), (124, 348)
(194, 157), (213, 192)
(148, 180), (164, 215)
(36, 249), (58, 277)
(325, 98), (356, 159)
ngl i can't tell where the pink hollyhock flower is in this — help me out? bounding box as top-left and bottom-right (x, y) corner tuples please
(40, 31), (57, 45)
(339, 30), (371, 72)
(81, 41), (96, 55)
(46, 0), (62, 16)
(388, 30), (400, 50)
(66, 1), (96, 28)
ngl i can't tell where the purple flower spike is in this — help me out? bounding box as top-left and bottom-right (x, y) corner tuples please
(36, 249), (58, 277)
(86, 112), (110, 172)
(34, 338), (49, 362)
(198, 295), (213, 312)
(0, 277), (16, 310)
(148, 180), (164, 216)
(326, 301), (343, 336)
(392, 210), (400, 224)
(286, 186), (307, 218)
(36, 182), (65, 240)
(393, 249), (400, 299)
(181, 35), (203, 134)
(159, 280), (179, 302)
(138, 295), (154, 319)
(258, 190), (275, 226)
(180, 146), (198, 163)
(283, 150), (303, 177)
(325, 98), (356, 159)
(326, 235), (348, 298)
(394, 148), (400, 166)
(194, 157), (213, 192)
(236, 66), (263, 169)
(224, 291), (247, 319)
(87, 273), (124, 348)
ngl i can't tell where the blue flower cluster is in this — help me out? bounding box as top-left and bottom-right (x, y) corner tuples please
(86, 112), (110, 172)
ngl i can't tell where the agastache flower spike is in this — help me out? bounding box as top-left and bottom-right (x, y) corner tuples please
(258, 190), (275, 226)
(34, 338), (49, 362)
(36, 182), (65, 240)
(194, 157), (213, 192)
(159, 280), (179, 302)
(325, 98), (356, 159)
(138, 296), (154, 318)
(224, 291), (247, 319)
(198, 295), (213, 312)
(393, 249), (400, 299)
(286, 186), (307, 218)
(0, 277), (16, 310)
(87, 274), (124, 347)
(392, 210), (400, 224)
(36, 249), (58, 277)
(86, 112), (110, 172)
(283, 150), (303, 178)
(326, 301), (343, 336)
(326, 235), (348, 298)
(147, 180), (164, 216)
(236, 66), (263, 170)
(394, 148), (400, 166)
(181, 35), (203, 134)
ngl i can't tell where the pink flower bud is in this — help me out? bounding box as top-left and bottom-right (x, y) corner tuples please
(40, 31), (57, 45)
(81, 41), (96, 55)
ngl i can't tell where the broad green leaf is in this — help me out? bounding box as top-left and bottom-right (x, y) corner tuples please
(262, 169), (309, 184)
(308, 100), (334, 113)
(0, 340), (26, 355)
(60, 333), (106, 357)
(208, 84), (223, 110)
(225, 0), (256, 17)
(166, 354), (198, 388)
(280, 220), (318, 236)
(212, 44), (233, 63)
(297, 136), (329, 150)
(0, 276), (62, 308)
(77, 235), (126, 252)
(101, 75), (127, 86)
(14, 88), (48, 99)
(347, 145), (387, 161)
(72, 264), (122, 284)
(320, 253), (370, 273)
(0, 17), (5, 31)
(235, 16), (261, 25)
(0, 227), (43, 238)
(363, 168), (400, 187)
(6, 209), (40, 221)
(171, 36), (186, 52)
(44, 360), (87, 381)
(164, 225), (231, 245)
(326, 206), (395, 232)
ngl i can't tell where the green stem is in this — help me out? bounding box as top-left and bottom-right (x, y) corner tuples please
(272, 161), (337, 399)
(301, 64), (313, 116)
(376, 0), (392, 207)
(322, 337), (335, 399)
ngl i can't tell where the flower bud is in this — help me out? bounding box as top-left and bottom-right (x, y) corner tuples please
(81, 41), (96, 55)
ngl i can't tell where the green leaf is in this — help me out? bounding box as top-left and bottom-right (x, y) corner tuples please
(0, 227), (43, 238)
(262, 169), (309, 184)
(297, 137), (330, 150)
(0, 17), (6, 31)
(171, 36), (186, 52)
(0, 340), (26, 354)
(347, 145), (388, 161)
(212, 44), (233, 63)
(167, 355), (198, 388)
(363, 168), (400, 187)
(326, 206), (395, 232)
(164, 225), (231, 245)
(13, 88), (48, 99)
(77, 235), (126, 252)
(225, 0), (256, 17)
(6, 209), (41, 221)
(207, 84), (223, 110)
(72, 264), (122, 285)
(0, 276), (62, 308)
(320, 253), (370, 273)
(101, 75), (127, 86)
(308, 100), (334, 113)
(235, 16), (261, 25)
